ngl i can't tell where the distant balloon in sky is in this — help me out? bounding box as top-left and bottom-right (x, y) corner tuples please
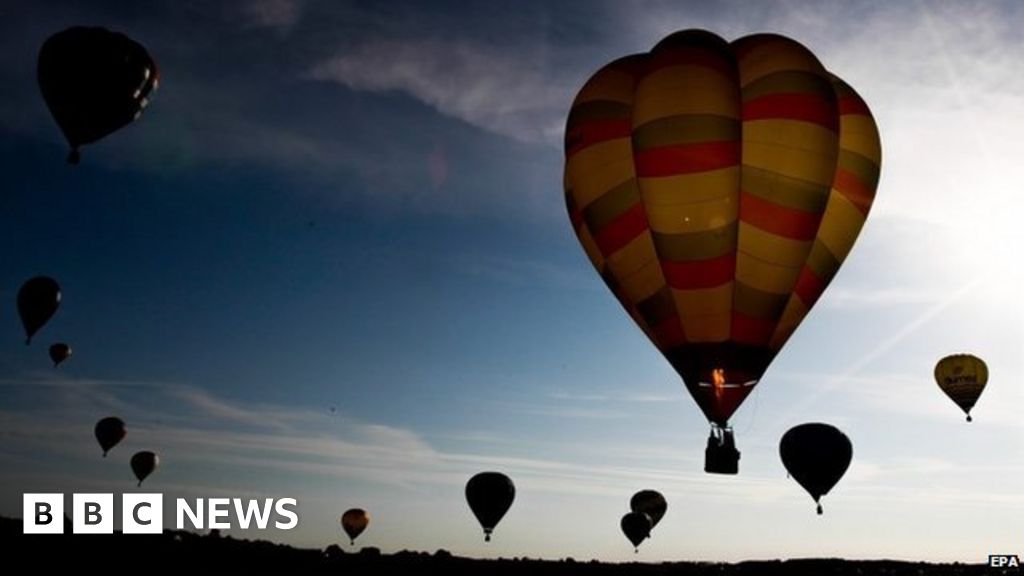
(38, 26), (159, 164)
(629, 490), (667, 532)
(465, 471), (515, 542)
(934, 354), (988, 422)
(131, 451), (159, 486)
(17, 276), (61, 345)
(49, 342), (72, 367)
(95, 416), (126, 457)
(341, 508), (369, 545)
(563, 29), (881, 474)
(620, 511), (652, 552)
(779, 423), (852, 514)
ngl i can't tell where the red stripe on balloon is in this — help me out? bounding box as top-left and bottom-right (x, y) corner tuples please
(838, 95), (870, 116)
(662, 253), (736, 289)
(731, 312), (777, 345)
(593, 202), (648, 255)
(794, 267), (826, 307)
(743, 93), (837, 132)
(739, 192), (822, 240)
(832, 169), (874, 215)
(634, 141), (740, 177)
(565, 119), (633, 157)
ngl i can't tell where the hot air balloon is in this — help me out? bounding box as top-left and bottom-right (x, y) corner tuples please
(620, 511), (652, 552)
(465, 472), (515, 542)
(630, 490), (667, 532)
(934, 354), (988, 422)
(95, 416), (126, 457)
(38, 26), (159, 164)
(779, 423), (852, 514)
(49, 343), (72, 367)
(341, 508), (369, 545)
(17, 276), (61, 345)
(564, 29), (881, 474)
(131, 451), (159, 487)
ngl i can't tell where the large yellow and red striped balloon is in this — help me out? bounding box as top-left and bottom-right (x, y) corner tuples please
(564, 30), (881, 427)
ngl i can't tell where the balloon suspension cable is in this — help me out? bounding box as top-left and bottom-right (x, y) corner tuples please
(710, 423), (733, 447)
(710, 423), (723, 446)
(816, 503), (823, 515)
(67, 148), (80, 165)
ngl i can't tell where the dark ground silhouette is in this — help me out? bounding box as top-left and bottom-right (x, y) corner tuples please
(2, 517), (1010, 575)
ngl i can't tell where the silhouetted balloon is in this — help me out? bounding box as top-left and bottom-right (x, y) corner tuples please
(49, 343), (72, 367)
(38, 26), (159, 164)
(630, 490), (667, 531)
(620, 511), (652, 552)
(18, 276), (61, 345)
(779, 423), (852, 514)
(564, 30), (881, 469)
(934, 354), (988, 422)
(95, 416), (126, 457)
(131, 451), (159, 486)
(465, 472), (515, 542)
(341, 508), (369, 545)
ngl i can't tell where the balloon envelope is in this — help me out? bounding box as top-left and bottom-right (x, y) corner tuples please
(620, 511), (652, 551)
(934, 354), (988, 421)
(465, 472), (515, 541)
(564, 30), (881, 428)
(38, 26), (158, 164)
(779, 423), (852, 513)
(130, 451), (159, 486)
(95, 416), (126, 457)
(49, 343), (72, 367)
(629, 490), (667, 530)
(17, 276), (61, 344)
(341, 508), (369, 544)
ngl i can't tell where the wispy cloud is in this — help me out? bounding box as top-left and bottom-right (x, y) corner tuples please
(0, 377), (755, 502)
(308, 38), (572, 144)
(239, 0), (305, 33)
(169, 386), (314, 433)
(443, 252), (598, 292)
(546, 390), (677, 404)
(818, 287), (949, 309)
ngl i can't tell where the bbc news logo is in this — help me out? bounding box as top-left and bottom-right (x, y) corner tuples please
(990, 555), (1020, 568)
(23, 494), (298, 534)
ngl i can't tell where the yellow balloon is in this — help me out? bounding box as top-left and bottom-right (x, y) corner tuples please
(934, 354), (988, 421)
(564, 30), (881, 429)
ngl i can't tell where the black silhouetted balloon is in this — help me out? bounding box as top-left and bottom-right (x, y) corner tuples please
(131, 451), (159, 486)
(17, 276), (61, 345)
(95, 417), (126, 457)
(779, 423), (852, 514)
(341, 508), (369, 545)
(465, 471), (515, 542)
(630, 490), (667, 532)
(49, 342), (72, 367)
(38, 26), (159, 164)
(620, 511), (652, 552)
